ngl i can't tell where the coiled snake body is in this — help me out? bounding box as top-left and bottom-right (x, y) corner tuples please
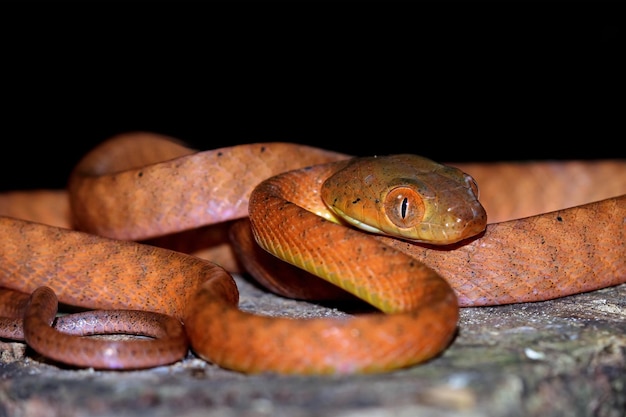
(0, 132), (624, 374)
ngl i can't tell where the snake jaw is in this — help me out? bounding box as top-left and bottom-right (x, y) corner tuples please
(327, 206), (385, 235)
(333, 206), (486, 245)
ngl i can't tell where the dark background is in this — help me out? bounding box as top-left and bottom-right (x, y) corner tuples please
(2, 4), (623, 192)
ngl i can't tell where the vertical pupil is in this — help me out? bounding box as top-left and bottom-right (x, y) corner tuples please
(401, 197), (408, 219)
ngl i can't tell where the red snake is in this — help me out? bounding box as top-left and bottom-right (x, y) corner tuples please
(0, 132), (624, 374)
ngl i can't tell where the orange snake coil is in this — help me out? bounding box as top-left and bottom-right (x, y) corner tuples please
(0, 132), (624, 375)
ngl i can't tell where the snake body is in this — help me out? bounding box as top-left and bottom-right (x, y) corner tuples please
(0, 132), (624, 374)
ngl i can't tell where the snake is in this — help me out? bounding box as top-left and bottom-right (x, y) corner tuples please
(0, 132), (624, 375)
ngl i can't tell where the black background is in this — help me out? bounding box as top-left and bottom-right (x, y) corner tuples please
(2, 4), (623, 192)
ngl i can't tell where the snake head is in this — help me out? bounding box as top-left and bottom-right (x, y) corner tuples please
(321, 154), (487, 245)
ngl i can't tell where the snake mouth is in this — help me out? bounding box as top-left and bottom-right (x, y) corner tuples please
(331, 207), (386, 235)
(330, 206), (486, 245)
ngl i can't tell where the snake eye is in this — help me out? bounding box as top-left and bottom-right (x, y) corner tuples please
(384, 186), (426, 229)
